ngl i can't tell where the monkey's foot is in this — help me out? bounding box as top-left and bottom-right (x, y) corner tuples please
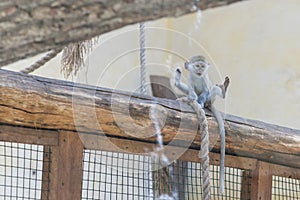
(217, 76), (230, 98)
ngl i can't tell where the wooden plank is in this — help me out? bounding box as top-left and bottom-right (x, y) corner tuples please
(0, 124), (58, 146)
(172, 160), (187, 199)
(240, 170), (251, 200)
(210, 152), (255, 170)
(250, 161), (272, 200)
(150, 75), (177, 100)
(48, 131), (84, 200)
(1, 70), (300, 168)
(269, 163), (300, 180)
(81, 132), (256, 170)
(41, 146), (51, 200)
(48, 146), (59, 200)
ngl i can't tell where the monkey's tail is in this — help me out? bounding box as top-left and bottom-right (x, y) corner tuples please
(211, 105), (225, 195)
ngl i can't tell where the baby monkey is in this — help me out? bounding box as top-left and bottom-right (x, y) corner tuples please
(175, 55), (229, 107)
(174, 55), (230, 194)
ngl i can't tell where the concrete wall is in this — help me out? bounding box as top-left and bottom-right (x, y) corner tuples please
(4, 0), (300, 129)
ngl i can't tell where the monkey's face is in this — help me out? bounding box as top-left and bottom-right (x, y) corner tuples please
(185, 59), (210, 77)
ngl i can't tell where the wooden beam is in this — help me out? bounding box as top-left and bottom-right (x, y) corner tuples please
(41, 146), (51, 200)
(0, 124), (58, 146)
(150, 75), (177, 100)
(0, 0), (246, 66)
(250, 161), (272, 200)
(48, 131), (84, 200)
(79, 131), (257, 170)
(1, 69), (300, 169)
(240, 170), (251, 200)
(269, 163), (300, 180)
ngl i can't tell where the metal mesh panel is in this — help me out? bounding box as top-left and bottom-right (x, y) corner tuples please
(210, 165), (249, 200)
(82, 150), (152, 200)
(272, 176), (300, 200)
(82, 149), (249, 200)
(0, 141), (50, 200)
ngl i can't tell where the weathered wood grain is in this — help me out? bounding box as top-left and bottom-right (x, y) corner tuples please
(250, 161), (272, 200)
(48, 131), (84, 200)
(0, 0), (246, 66)
(0, 69), (300, 169)
(0, 124), (58, 146)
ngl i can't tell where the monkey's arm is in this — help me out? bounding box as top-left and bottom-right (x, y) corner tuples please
(174, 69), (189, 94)
(175, 69), (198, 100)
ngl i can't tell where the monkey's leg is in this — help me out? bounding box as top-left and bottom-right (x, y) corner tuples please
(216, 76), (230, 98)
(210, 86), (223, 104)
(210, 77), (230, 104)
(197, 90), (210, 108)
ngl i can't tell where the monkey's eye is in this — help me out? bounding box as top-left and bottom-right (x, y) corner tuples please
(195, 64), (200, 68)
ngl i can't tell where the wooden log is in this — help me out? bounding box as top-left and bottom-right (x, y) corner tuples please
(1, 69), (300, 169)
(0, 0), (246, 66)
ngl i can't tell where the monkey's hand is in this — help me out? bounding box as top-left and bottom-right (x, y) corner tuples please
(188, 90), (198, 102)
(175, 68), (182, 84)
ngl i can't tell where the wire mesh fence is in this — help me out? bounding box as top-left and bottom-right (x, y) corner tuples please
(272, 176), (300, 200)
(82, 149), (251, 200)
(82, 150), (152, 200)
(0, 141), (50, 200)
(1, 141), (300, 200)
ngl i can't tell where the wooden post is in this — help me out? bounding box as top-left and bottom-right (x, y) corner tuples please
(48, 131), (84, 200)
(173, 160), (188, 200)
(240, 170), (251, 200)
(41, 146), (51, 200)
(250, 161), (272, 200)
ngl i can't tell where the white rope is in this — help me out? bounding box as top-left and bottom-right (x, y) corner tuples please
(139, 22), (147, 95)
(179, 98), (211, 200)
(20, 49), (61, 74)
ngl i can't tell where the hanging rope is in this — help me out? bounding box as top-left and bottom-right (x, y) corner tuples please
(139, 22), (177, 199)
(179, 97), (211, 200)
(139, 22), (147, 95)
(20, 49), (62, 74)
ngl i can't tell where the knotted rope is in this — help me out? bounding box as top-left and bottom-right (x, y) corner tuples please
(139, 22), (147, 95)
(20, 49), (61, 74)
(179, 98), (211, 200)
